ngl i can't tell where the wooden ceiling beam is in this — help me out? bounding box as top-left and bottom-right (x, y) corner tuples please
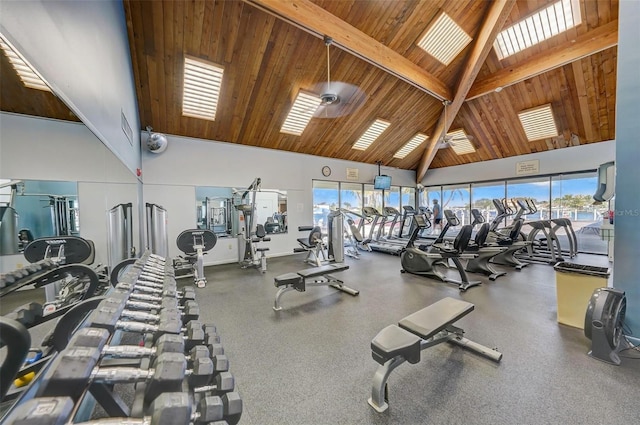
(244, 0), (451, 101)
(466, 20), (618, 101)
(416, 0), (516, 183)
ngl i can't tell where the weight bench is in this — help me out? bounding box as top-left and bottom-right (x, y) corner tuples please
(273, 264), (358, 311)
(367, 297), (502, 413)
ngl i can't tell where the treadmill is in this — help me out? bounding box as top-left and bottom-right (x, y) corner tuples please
(362, 206), (404, 255)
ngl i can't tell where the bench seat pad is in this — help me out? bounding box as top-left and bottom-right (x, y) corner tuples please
(371, 325), (421, 365)
(296, 264), (349, 278)
(274, 273), (302, 288)
(399, 297), (474, 340)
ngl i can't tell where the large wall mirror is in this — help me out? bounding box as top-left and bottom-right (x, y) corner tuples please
(195, 186), (288, 236)
(0, 179), (79, 255)
(0, 33), (139, 270)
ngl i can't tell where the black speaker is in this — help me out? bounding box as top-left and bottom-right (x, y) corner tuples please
(584, 288), (626, 365)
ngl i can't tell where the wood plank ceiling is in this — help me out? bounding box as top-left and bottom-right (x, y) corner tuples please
(1, 1), (618, 178)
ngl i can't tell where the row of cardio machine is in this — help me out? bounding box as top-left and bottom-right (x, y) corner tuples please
(398, 198), (579, 291)
(359, 206), (433, 255)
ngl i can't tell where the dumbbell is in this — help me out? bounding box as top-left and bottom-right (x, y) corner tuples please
(68, 328), (223, 369)
(86, 299), (218, 348)
(38, 346), (214, 403)
(123, 295), (199, 315)
(4, 391), (243, 425)
(96, 292), (200, 325)
(115, 282), (195, 301)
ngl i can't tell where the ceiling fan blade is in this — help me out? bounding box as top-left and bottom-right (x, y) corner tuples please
(311, 81), (367, 118)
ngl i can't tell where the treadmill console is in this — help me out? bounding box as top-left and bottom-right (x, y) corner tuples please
(414, 214), (427, 228)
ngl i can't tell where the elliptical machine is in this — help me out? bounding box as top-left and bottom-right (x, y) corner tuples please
(401, 213), (481, 291)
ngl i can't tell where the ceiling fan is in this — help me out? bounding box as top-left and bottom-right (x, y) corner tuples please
(435, 100), (474, 149)
(311, 36), (367, 119)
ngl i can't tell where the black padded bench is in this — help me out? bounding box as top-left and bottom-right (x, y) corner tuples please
(273, 264), (358, 310)
(368, 297), (503, 412)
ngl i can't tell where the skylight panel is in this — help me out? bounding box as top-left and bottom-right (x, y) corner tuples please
(417, 12), (472, 66)
(182, 57), (224, 121)
(280, 91), (321, 136)
(448, 129), (476, 155)
(393, 133), (427, 159)
(0, 34), (51, 92)
(353, 119), (390, 151)
(494, 0), (582, 60)
(518, 104), (559, 141)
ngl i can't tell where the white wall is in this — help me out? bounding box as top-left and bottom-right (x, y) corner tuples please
(421, 140), (616, 186)
(142, 134), (416, 263)
(0, 113), (138, 271)
(0, 0), (141, 175)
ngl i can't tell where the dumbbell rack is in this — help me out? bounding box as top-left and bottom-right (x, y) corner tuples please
(1, 251), (242, 424)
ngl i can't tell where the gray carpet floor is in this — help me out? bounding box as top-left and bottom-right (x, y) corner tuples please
(192, 251), (639, 425)
(2, 252), (638, 424)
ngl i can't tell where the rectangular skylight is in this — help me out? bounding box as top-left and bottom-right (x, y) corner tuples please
(518, 104), (559, 141)
(417, 12), (472, 66)
(393, 133), (427, 159)
(447, 129), (476, 155)
(353, 119), (391, 150)
(280, 91), (321, 135)
(494, 0), (582, 60)
(0, 34), (51, 92)
(182, 57), (224, 121)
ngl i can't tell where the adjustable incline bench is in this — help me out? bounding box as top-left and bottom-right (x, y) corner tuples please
(273, 264), (358, 311)
(368, 297), (502, 412)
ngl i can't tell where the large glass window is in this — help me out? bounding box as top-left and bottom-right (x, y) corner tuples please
(419, 186), (441, 210)
(507, 177), (550, 220)
(471, 182), (506, 225)
(552, 172), (606, 254)
(442, 184), (471, 225)
(363, 184), (383, 212)
(401, 187), (416, 209)
(312, 180), (339, 233)
(384, 186), (401, 210)
(339, 183), (363, 214)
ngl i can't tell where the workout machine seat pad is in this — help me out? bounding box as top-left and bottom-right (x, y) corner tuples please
(371, 325), (421, 365)
(399, 297), (474, 340)
(297, 238), (314, 249)
(297, 264), (349, 278)
(274, 273), (301, 287)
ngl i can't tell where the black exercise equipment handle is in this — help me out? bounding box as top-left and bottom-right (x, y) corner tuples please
(0, 316), (31, 400)
(110, 258), (137, 287)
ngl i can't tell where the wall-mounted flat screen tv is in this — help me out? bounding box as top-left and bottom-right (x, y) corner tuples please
(374, 175), (391, 190)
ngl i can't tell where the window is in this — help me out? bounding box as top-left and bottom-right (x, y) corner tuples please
(340, 183), (363, 214)
(353, 119), (390, 150)
(417, 12), (472, 66)
(494, 0), (582, 59)
(401, 187), (416, 209)
(281, 91), (321, 135)
(518, 104), (559, 141)
(507, 177), (550, 220)
(442, 184), (471, 225)
(471, 182), (506, 225)
(312, 180), (339, 234)
(419, 186), (441, 210)
(363, 184), (383, 212)
(552, 172), (607, 254)
(384, 186), (401, 210)
(182, 57), (224, 121)
(394, 133), (427, 159)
